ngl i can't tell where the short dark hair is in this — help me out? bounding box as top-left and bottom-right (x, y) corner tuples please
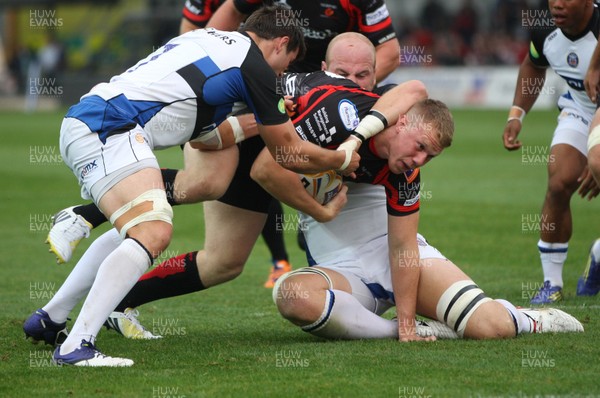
(240, 5), (306, 61)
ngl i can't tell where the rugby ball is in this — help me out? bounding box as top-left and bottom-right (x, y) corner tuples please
(298, 170), (343, 205)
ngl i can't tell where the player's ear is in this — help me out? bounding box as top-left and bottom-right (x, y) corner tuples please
(321, 61), (327, 71)
(278, 36), (290, 54)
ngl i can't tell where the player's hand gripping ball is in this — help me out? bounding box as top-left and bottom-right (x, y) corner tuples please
(299, 170), (343, 205)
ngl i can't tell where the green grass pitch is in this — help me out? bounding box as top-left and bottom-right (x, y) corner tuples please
(1, 108), (599, 397)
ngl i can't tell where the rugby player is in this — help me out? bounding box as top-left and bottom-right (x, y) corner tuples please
(23, 6), (361, 367)
(502, 0), (600, 304)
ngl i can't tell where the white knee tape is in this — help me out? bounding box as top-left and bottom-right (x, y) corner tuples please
(588, 125), (600, 152)
(436, 280), (492, 337)
(272, 267), (333, 304)
(109, 189), (173, 239)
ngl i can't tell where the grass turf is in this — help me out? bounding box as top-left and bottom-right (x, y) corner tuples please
(1, 108), (599, 397)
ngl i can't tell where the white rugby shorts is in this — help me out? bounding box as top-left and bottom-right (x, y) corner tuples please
(553, 95), (592, 156)
(59, 117), (158, 202)
(314, 233), (446, 308)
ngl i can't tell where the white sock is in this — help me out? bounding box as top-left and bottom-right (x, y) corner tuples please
(59, 238), (151, 354)
(591, 239), (600, 260)
(495, 299), (530, 334)
(538, 240), (568, 287)
(43, 229), (122, 323)
(302, 289), (397, 339)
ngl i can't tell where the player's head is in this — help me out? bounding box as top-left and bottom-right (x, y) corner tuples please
(383, 99), (454, 174)
(322, 32), (376, 91)
(240, 5), (306, 75)
(548, 0), (594, 35)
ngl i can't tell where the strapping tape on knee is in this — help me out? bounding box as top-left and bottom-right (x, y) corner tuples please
(588, 125), (600, 152)
(272, 267), (333, 304)
(109, 189), (173, 239)
(436, 280), (492, 337)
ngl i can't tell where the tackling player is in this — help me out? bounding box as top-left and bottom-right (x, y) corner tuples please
(45, 0), (400, 289)
(24, 33), (449, 347)
(23, 6), (361, 367)
(502, 0), (599, 304)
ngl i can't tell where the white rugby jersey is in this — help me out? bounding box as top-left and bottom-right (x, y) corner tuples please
(300, 183), (388, 266)
(65, 29), (288, 149)
(530, 7), (600, 115)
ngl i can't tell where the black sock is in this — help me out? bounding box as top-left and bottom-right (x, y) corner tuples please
(72, 204), (107, 228)
(261, 200), (288, 262)
(161, 168), (179, 206)
(115, 251), (204, 311)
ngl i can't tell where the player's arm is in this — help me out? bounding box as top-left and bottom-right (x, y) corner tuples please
(206, 0), (248, 30)
(180, 18), (200, 34)
(251, 148), (348, 222)
(241, 57), (359, 174)
(387, 212), (433, 342)
(259, 121), (359, 175)
(503, 40), (547, 151)
(375, 39), (400, 83)
(585, 42), (600, 103)
(189, 113), (258, 150)
(589, 111), (600, 188)
(180, 0), (217, 33)
(343, 80), (428, 150)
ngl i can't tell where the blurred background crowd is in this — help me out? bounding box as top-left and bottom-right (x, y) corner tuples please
(0, 0), (549, 107)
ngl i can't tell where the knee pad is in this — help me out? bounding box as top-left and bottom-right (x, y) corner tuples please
(436, 280), (492, 337)
(272, 267), (333, 304)
(109, 189), (173, 239)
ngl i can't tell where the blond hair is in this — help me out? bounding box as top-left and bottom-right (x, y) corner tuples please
(407, 99), (454, 149)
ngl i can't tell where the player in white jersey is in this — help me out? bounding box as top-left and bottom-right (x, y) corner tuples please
(502, 0), (599, 304)
(24, 6), (363, 367)
(272, 183), (584, 340)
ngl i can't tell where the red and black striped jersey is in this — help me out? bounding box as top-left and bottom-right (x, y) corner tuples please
(182, 0), (225, 28)
(232, 0), (396, 73)
(282, 71), (419, 217)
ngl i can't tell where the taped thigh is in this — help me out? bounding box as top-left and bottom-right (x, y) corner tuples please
(436, 280), (492, 337)
(109, 189), (173, 239)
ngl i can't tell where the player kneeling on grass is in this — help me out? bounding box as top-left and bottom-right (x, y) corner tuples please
(272, 183), (584, 341)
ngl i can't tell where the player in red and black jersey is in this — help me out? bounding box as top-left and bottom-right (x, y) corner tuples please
(85, 34), (454, 343)
(206, 0), (399, 82)
(181, 0), (225, 31)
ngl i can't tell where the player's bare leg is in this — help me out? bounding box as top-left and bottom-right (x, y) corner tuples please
(54, 168), (172, 366)
(417, 258), (583, 337)
(197, 200), (267, 287)
(275, 266), (456, 340)
(532, 143), (587, 304)
(173, 144), (239, 203)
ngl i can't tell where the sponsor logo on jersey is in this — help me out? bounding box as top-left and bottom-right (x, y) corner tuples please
(365, 4), (389, 26)
(303, 27), (336, 40)
(567, 52), (579, 68)
(319, 2), (338, 18)
(134, 133), (145, 143)
(278, 98), (286, 114)
(338, 99), (359, 130)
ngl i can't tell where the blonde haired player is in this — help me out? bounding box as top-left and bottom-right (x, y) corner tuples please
(272, 183), (584, 341)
